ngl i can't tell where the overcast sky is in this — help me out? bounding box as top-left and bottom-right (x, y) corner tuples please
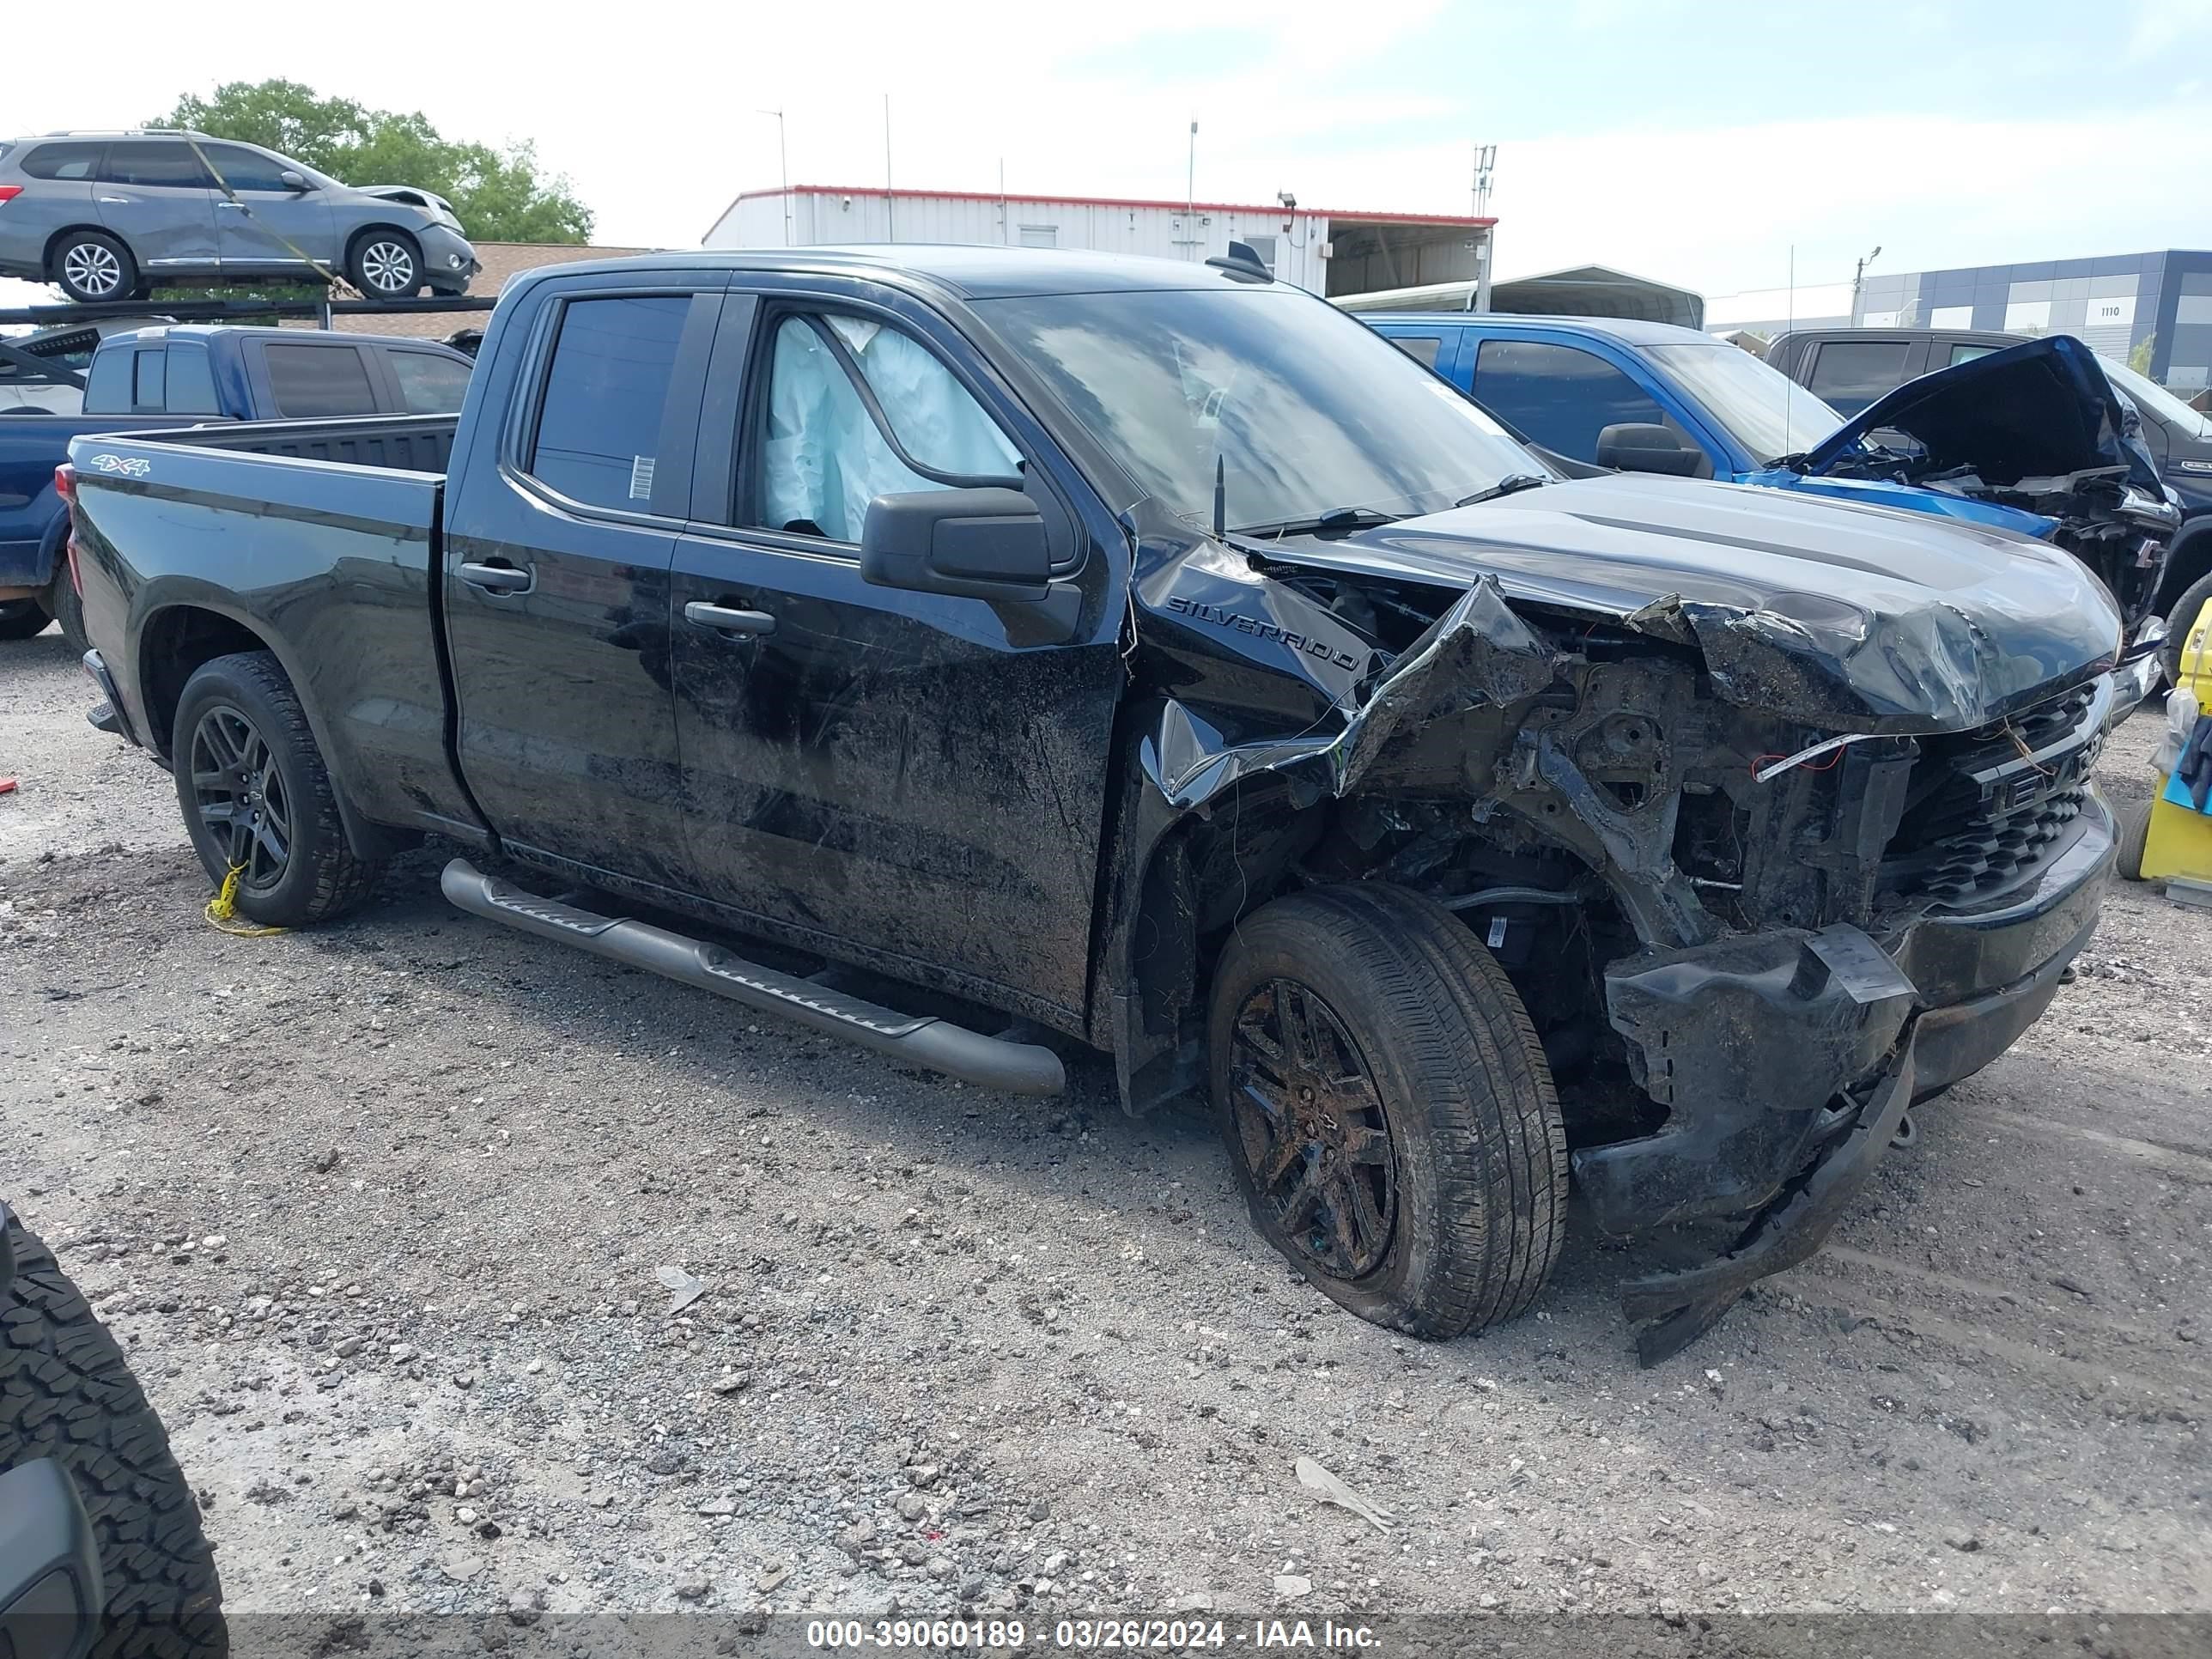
(7, 0), (2210, 308)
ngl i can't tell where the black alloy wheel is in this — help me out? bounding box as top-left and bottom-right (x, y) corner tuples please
(1226, 976), (1397, 1280)
(187, 703), (293, 890)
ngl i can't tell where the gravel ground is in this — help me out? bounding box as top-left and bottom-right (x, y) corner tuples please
(3, 622), (2209, 1636)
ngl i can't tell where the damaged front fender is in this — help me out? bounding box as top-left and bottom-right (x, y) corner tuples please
(1140, 575), (1561, 811)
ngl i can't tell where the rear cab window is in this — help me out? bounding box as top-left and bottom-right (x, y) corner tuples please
(82, 347), (133, 414)
(1387, 335), (1445, 369)
(525, 295), (696, 512)
(165, 343), (221, 415)
(262, 343), (379, 418)
(387, 350), (471, 415)
(1805, 340), (1917, 415)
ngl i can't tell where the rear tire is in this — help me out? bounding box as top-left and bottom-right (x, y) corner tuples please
(1210, 882), (1568, 1339)
(2, 1215), (227, 1659)
(172, 651), (383, 926)
(0, 598), (48, 641)
(51, 230), (137, 305)
(2160, 567), (2212, 688)
(45, 570), (87, 653)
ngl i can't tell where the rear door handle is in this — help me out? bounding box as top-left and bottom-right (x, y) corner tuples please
(98, 197), (129, 204)
(458, 561), (532, 594)
(684, 601), (776, 639)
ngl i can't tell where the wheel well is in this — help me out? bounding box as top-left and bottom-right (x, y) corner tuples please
(346, 223), (420, 264)
(2158, 525), (2212, 612)
(43, 224), (123, 273)
(138, 607), (271, 760)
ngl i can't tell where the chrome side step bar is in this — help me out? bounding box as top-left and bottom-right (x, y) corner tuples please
(440, 859), (1065, 1097)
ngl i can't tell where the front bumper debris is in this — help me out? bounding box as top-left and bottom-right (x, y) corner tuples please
(1577, 795), (2114, 1364)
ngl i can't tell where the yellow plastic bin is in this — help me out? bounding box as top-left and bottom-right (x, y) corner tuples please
(2126, 594), (2212, 896)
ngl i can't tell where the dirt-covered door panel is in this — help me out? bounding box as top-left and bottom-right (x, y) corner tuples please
(668, 290), (1127, 1029)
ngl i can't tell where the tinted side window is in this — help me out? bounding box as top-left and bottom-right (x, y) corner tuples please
(1805, 340), (1915, 414)
(387, 351), (471, 415)
(82, 348), (131, 414)
(528, 295), (691, 511)
(264, 344), (378, 418)
(132, 349), (167, 411)
(21, 143), (102, 181)
(101, 142), (209, 189)
(198, 143), (295, 193)
(1389, 336), (1444, 369)
(1473, 338), (1667, 461)
(166, 343), (221, 415)
(1948, 343), (1999, 368)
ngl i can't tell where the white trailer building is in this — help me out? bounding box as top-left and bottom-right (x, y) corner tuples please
(702, 185), (1495, 301)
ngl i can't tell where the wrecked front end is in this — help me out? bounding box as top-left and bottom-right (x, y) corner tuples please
(1792, 334), (2179, 635)
(1106, 484), (2122, 1362)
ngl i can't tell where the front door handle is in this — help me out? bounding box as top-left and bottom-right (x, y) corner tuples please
(458, 561), (532, 594)
(684, 601), (776, 639)
(98, 197), (129, 204)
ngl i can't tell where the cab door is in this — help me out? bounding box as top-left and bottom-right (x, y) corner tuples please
(441, 276), (723, 881)
(664, 283), (1127, 1027)
(199, 143), (335, 278)
(94, 141), (219, 271)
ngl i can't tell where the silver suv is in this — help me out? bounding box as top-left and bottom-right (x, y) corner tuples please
(0, 130), (480, 304)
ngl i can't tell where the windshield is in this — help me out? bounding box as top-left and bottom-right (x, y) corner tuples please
(2100, 356), (2212, 441)
(1643, 341), (1844, 465)
(976, 287), (1539, 532)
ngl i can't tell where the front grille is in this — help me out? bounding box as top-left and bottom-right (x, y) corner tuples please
(1882, 682), (2103, 902)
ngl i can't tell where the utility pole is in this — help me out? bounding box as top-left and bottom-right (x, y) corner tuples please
(1187, 118), (1198, 260)
(1470, 143), (1497, 313)
(884, 94), (895, 241)
(1851, 244), (1882, 322)
(758, 109), (790, 245)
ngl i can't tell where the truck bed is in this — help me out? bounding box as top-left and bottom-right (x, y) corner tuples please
(99, 411), (459, 474)
(65, 414), (471, 842)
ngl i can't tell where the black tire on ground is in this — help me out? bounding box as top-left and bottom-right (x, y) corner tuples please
(45, 569), (87, 653)
(346, 230), (422, 301)
(2116, 794), (2154, 883)
(171, 650), (384, 926)
(2160, 567), (2212, 688)
(50, 230), (138, 305)
(0, 597), (49, 641)
(1209, 881), (1568, 1339)
(2, 1218), (227, 1659)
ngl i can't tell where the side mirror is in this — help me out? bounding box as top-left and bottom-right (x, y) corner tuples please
(860, 487), (1052, 602)
(278, 169), (307, 191)
(1597, 422), (1702, 477)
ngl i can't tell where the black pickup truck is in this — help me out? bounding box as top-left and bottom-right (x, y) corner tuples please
(65, 246), (2125, 1360)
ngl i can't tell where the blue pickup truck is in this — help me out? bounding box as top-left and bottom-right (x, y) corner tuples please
(1, 324), (471, 645)
(1364, 313), (2179, 672)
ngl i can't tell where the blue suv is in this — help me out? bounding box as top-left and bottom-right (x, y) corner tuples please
(1364, 313), (2178, 672)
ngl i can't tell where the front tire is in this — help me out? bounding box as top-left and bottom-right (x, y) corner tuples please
(172, 651), (383, 926)
(3, 1215), (227, 1659)
(52, 231), (137, 304)
(347, 230), (422, 301)
(1210, 882), (1568, 1339)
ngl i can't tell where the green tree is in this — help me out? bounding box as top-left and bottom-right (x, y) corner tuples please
(151, 79), (593, 244)
(2129, 333), (2158, 378)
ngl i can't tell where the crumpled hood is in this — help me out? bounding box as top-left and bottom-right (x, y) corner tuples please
(1799, 333), (2162, 492)
(1258, 471), (2122, 732)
